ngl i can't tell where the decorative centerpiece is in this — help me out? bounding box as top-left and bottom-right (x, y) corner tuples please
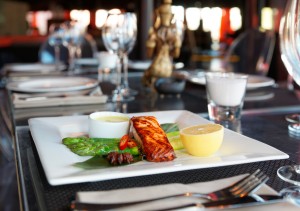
(142, 0), (183, 93)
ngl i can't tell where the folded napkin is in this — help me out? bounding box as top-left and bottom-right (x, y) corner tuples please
(14, 103), (114, 120)
(12, 87), (108, 108)
(76, 174), (299, 211)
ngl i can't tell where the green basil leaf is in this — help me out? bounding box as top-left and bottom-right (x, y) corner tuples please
(73, 155), (143, 169)
(160, 123), (179, 133)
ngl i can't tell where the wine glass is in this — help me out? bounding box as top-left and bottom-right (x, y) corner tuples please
(102, 11), (137, 102)
(62, 21), (86, 73)
(48, 23), (64, 70)
(278, 0), (300, 204)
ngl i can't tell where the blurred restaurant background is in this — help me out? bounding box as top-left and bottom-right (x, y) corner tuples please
(0, 0), (288, 82)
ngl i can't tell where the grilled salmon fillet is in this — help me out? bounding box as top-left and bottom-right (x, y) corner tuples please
(131, 116), (176, 162)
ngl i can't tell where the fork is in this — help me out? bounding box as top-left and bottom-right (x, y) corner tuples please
(70, 169), (269, 210)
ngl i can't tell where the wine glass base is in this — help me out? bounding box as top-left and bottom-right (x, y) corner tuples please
(288, 123), (300, 136)
(285, 114), (300, 137)
(121, 88), (138, 96)
(110, 96), (134, 103)
(286, 114), (300, 123)
(277, 165), (300, 186)
(110, 89), (134, 102)
(277, 165), (300, 205)
(279, 186), (300, 205)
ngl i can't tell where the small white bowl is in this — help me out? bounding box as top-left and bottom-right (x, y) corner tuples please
(88, 111), (130, 138)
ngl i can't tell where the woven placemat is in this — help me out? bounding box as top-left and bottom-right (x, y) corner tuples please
(16, 127), (295, 211)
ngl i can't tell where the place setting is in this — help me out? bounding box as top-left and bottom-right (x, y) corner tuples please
(27, 108), (296, 210)
(26, 104), (296, 210)
(1, 62), (67, 78)
(6, 76), (108, 108)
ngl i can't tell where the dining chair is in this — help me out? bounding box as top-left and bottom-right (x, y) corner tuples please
(221, 28), (276, 76)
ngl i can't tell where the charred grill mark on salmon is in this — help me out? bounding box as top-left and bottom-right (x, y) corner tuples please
(131, 116), (176, 162)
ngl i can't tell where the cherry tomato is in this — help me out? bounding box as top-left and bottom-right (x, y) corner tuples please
(119, 134), (129, 150)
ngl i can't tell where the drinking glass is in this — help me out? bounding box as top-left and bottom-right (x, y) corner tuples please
(205, 72), (248, 122)
(277, 0), (300, 204)
(48, 23), (64, 70)
(102, 12), (137, 102)
(97, 51), (118, 83)
(62, 21), (86, 73)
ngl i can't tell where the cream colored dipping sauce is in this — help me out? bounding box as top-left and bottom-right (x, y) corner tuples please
(89, 111), (130, 138)
(94, 116), (129, 122)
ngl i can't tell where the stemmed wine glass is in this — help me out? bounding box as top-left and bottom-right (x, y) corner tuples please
(102, 11), (137, 102)
(278, 0), (300, 203)
(62, 21), (86, 73)
(48, 23), (64, 70)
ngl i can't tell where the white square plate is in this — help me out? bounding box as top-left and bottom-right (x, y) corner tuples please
(28, 110), (288, 186)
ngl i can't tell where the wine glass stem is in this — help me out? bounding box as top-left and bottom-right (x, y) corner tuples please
(54, 45), (60, 70)
(76, 46), (82, 59)
(116, 53), (123, 92)
(122, 53), (129, 90)
(68, 45), (76, 72)
(110, 53), (124, 102)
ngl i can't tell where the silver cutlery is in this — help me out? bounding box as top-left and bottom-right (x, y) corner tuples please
(157, 194), (285, 211)
(71, 194), (285, 211)
(70, 169), (269, 210)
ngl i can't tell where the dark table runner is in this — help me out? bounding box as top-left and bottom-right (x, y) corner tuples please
(15, 126), (295, 211)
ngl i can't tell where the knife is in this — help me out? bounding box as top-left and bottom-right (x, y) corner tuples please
(70, 194), (285, 210)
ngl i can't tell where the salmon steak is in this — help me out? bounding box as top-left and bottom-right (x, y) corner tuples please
(131, 116), (176, 162)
